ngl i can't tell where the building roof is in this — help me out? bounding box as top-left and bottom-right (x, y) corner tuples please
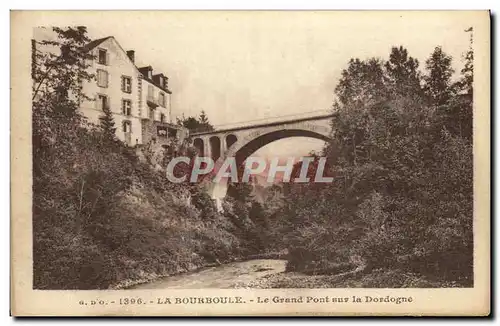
(85, 36), (173, 94)
(83, 36), (113, 52)
(142, 75), (173, 94)
(139, 67), (172, 94)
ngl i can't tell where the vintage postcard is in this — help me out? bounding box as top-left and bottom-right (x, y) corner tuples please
(11, 10), (490, 316)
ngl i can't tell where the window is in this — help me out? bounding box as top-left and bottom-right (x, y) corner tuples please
(123, 121), (132, 133)
(149, 108), (155, 120)
(98, 49), (107, 65)
(159, 92), (165, 106)
(97, 70), (108, 88)
(97, 94), (108, 110)
(122, 76), (132, 93)
(148, 85), (154, 98)
(168, 128), (178, 139)
(160, 113), (166, 123)
(122, 99), (132, 116)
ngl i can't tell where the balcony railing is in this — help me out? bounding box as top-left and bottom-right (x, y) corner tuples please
(156, 121), (180, 138)
(146, 95), (158, 108)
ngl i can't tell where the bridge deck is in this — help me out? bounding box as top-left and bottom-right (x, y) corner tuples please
(190, 110), (335, 136)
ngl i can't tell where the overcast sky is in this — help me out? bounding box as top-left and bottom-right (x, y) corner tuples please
(36, 11), (475, 158)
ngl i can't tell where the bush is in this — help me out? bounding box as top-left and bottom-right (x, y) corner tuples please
(277, 49), (474, 285)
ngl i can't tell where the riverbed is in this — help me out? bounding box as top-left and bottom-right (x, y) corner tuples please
(130, 259), (287, 289)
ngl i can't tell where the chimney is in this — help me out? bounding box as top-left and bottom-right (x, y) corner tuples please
(126, 50), (135, 63)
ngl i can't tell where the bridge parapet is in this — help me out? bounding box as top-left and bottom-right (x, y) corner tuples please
(190, 109), (334, 136)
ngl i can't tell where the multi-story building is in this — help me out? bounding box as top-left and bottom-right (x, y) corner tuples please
(79, 36), (187, 146)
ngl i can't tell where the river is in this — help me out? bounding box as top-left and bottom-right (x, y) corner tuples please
(130, 259), (287, 289)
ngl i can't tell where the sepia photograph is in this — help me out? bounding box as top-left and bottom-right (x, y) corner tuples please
(10, 10), (490, 316)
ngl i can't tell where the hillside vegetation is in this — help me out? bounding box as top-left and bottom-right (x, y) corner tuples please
(32, 27), (265, 289)
(275, 43), (474, 287)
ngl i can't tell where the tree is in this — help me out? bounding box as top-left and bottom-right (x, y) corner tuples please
(199, 110), (210, 125)
(446, 27), (474, 139)
(335, 58), (387, 108)
(177, 115), (200, 130)
(458, 27), (473, 96)
(177, 110), (214, 132)
(32, 26), (95, 116)
(384, 46), (422, 98)
(423, 46), (455, 107)
(99, 105), (116, 140)
(32, 26), (95, 161)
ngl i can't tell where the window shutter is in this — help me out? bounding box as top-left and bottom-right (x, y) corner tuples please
(97, 70), (107, 88)
(106, 52), (110, 65)
(123, 121), (131, 133)
(121, 77), (124, 92)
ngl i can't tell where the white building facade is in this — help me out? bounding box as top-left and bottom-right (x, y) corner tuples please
(80, 36), (185, 146)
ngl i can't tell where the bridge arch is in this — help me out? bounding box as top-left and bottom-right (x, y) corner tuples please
(193, 138), (204, 156)
(225, 134), (238, 150)
(217, 128), (331, 169)
(207, 128), (331, 210)
(209, 136), (221, 161)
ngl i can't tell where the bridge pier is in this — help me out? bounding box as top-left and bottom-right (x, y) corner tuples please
(203, 139), (211, 159)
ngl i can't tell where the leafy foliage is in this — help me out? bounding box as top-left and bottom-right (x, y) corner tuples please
(385, 46), (422, 99)
(177, 110), (214, 133)
(424, 46), (455, 107)
(99, 104), (117, 140)
(457, 27), (474, 95)
(279, 42), (474, 286)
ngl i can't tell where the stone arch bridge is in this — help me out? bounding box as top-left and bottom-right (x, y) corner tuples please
(189, 111), (334, 210)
